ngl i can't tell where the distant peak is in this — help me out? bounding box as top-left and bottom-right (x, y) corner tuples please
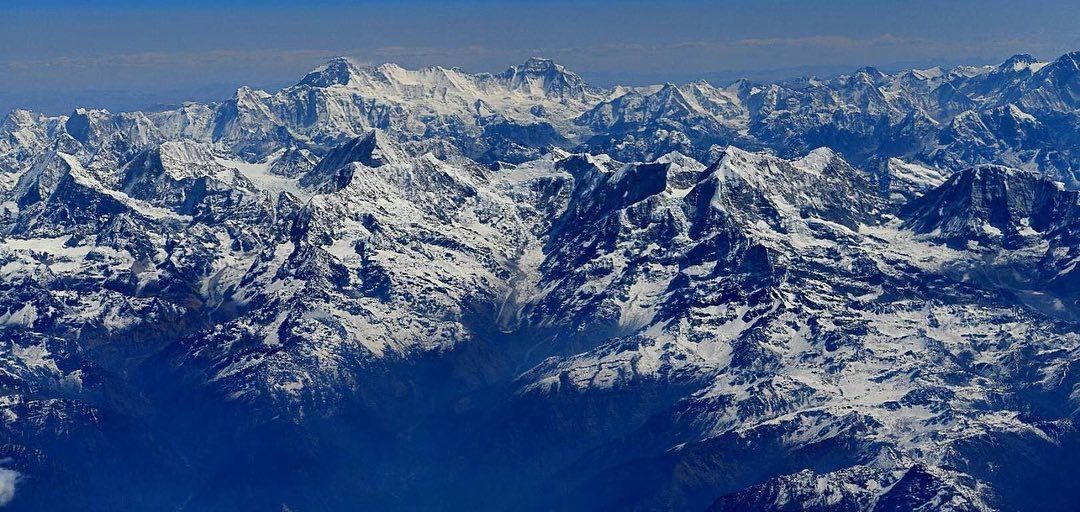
(504, 57), (565, 78)
(64, 108), (112, 145)
(1002, 53), (1036, 65)
(300, 57), (362, 87)
(499, 57), (593, 100)
(908, 67), (944, 80)
(654, 82), (692, 105)
(522, 57), (556, 72)
(71, 107), (110, 117)
(234, 85), (270, 101)
(999, 53), (1042, 72)
(854, 66), (886, 79)
(2, 109), (38, 129)
(317, 56), (358, 72)
(375, 62), (408, 74)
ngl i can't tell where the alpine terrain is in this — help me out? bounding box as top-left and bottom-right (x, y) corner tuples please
(2, 52), (1080, 511)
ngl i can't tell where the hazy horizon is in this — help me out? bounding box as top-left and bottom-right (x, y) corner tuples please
(3, 0), (1080, 115)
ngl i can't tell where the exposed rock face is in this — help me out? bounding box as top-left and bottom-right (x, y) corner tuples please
(3, 53), (1080, 511)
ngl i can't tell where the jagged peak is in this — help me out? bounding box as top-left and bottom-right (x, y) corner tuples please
(563, 151), (615, 169)
(358, 129), (403, 157)
(341, 129), (404, 165)
(299, 56), (363, 87)
(70, 107), (111, 117)
(376, 61), (443, 78)
(500, 57), (564, 77)
(949, 108), (988, 129)
(726, 77), (753, 90)
(66, 107), (112, 126)
(907, 66), (944, 81)
(713, 145), (771, 167)
(712, 146), (868, 191)
(1000, 53), (1039, 70)
(299, 129), (406, 191)
(705, 146), (787, 189)
(292, 55), (595, 103)
(681, 79), (728, 98)
(229, 86), (274, 114)
(63, 108), (114, 144)
(698, 145), (883, 232)
(234, 85), (271, 100)
(116, 140), (224, 190)
(373, 61), (408, 74)
(854, 65), (886, 78)
(520, 57), (556, 73)
(900, 164), (1074, 244)
(2, 109), (40, 129)
(833, 66), (888, 87)
(647, 82), (699, 111)
(12, 150), (82, 207)
(498, 57), (593, 99)
(792, 147), (842, 175)
(654, 151), (707, 190)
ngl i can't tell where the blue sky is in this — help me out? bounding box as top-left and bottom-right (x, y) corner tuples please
(3, 0), (1079, 114)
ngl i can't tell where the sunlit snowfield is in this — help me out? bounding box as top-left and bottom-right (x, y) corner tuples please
(3, 1), (1080, 509)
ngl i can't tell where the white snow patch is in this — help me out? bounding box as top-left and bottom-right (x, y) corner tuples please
(216, 156), (311, 200)
(0, 466), (19, 507)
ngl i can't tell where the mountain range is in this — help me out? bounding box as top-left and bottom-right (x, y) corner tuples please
(2, 52), (1080, 511)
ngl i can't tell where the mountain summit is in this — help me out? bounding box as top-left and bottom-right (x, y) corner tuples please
(299, 56), (361, 87)
(497, 57), (596, 100)
(3, 50), (1080, 511)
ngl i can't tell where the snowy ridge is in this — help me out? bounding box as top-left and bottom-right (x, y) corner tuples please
(2, 51), (1080, 510)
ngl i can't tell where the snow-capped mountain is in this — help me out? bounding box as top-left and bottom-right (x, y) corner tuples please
(577, 51), (1080, 187)
(2, 52), (1080, 511)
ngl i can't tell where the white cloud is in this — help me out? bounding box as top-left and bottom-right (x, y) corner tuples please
(0, 467), (19, 507)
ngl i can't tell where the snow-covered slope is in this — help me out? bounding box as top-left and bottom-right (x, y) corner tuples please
(3, 52), (1080, 511)
(508, 149), (1080, 511)
(9, 50), (1080, 183)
